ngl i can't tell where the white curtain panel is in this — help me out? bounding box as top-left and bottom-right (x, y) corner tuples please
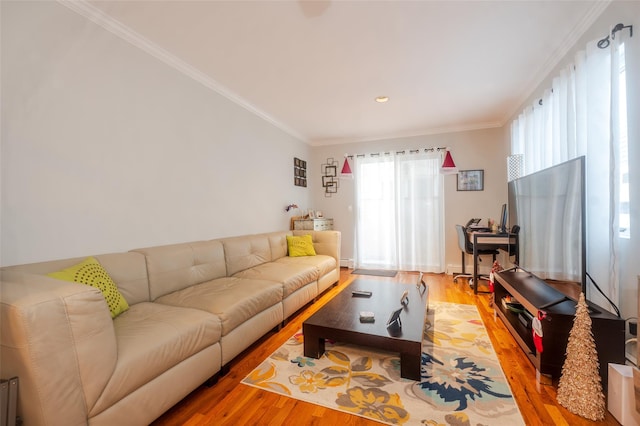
(510, 32), (628, 306)
(354, 151), (444, 272)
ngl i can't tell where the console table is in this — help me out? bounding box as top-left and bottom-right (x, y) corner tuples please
(493, 269), (625, 390)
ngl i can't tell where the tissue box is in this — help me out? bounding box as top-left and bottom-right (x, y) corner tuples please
(608, 364), (640, 426)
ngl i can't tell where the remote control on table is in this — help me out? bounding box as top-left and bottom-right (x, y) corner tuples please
(352, 290), (372, 297)
(359, 311), (375, 322)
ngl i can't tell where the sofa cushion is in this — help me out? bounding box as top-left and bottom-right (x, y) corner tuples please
(95, 252), (150, 305)
(292, 230), (341, 265)
(132, 240), (227, 301)
(1, 252), (150, 305)
(90, 302), (221, 416)
(154, 277), (283, 336)
(47, 256), (129, 318)
(233, 262), (319, 297)
(286, 234), (317, 257)
(265, 231), (289, 260)
(222, 235), (272, 276)
(274, 254), (337, 278)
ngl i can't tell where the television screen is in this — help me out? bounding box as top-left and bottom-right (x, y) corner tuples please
(508, 157), (586, 291)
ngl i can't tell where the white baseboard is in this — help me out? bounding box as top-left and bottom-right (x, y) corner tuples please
(340, 258), (354, 269)
(627, 339), (638, 367)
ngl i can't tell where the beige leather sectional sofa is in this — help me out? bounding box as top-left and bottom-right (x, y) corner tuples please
(0, 230), (340, 425)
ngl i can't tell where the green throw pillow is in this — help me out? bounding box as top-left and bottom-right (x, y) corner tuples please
(48, 256), (129, 318)
(287, 235), (317, 257)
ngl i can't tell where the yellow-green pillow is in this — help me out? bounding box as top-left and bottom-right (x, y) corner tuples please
(48, 256), (129, 318)
(287, 234), (317, 257)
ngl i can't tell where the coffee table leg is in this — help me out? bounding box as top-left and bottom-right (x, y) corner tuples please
(303, 325), (325, 359)
(400, 350), (422, 381)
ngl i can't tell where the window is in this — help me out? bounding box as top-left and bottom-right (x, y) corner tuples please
(354, 152), (444, 272)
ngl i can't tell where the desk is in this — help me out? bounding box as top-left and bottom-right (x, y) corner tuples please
(471, 232), (519, 294)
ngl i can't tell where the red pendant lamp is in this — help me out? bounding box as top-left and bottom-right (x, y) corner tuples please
(340, 155), (352, 178)
(440, 149), (458, 174)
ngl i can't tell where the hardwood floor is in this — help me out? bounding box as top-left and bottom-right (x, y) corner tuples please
(152, 270), (620, 425)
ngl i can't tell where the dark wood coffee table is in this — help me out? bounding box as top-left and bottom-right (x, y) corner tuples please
(303, 278), (428, 380)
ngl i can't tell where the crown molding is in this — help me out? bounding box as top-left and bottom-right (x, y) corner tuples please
(57, 0), (307, 143)
(309, 121), (503, 147)
(501, 0), (612, 127)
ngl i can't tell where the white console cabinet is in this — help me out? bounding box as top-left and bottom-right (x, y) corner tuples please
(293, 218), (333, 231)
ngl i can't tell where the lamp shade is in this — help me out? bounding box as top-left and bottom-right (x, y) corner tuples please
(440, 150), (458, 174)
(340, 156), (352, 177)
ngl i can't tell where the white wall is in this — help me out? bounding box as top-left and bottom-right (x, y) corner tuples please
(310, 127), (508, 271)
(503, 1), (639, 321)
(0, 1), (310, 266)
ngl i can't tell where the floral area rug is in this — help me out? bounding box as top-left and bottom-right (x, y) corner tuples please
(242, 302), (524, 425)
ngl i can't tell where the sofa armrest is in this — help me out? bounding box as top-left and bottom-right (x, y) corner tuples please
(0, 273), (117, 425)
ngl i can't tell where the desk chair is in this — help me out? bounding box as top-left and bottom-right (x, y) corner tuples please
(453, 225), (499, 287)
(508, 225), (520, 257)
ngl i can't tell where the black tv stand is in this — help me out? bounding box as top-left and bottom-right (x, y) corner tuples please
(493, 269), (625, 390)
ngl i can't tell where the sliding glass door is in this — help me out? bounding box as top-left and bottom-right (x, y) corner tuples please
(354, 151), (444, 272)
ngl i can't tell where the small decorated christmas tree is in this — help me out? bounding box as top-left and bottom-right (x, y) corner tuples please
(556, 292), (605, 421)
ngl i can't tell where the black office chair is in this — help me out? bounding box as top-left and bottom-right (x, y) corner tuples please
(453, 224), (499, 286)
(509, 225), (520, 257)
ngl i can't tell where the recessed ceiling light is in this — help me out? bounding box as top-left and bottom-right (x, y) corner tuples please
(375, 96), (389, 103)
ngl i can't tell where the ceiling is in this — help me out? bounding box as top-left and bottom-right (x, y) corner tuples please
(85, 0), (608, 145)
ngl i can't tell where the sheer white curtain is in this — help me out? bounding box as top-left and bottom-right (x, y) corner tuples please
(354, 151), (444, 272)
(510, 32), (628, 305)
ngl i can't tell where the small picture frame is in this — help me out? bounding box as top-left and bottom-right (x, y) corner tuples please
(308, 209), (316, 219)
(322, 176), (333, 187)
(457, 170), (484, 191)
(325, 165), (337, 177)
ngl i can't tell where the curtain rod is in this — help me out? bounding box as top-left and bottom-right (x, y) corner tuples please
(346, 147), (448, 159)
(597, 22), (633, 49)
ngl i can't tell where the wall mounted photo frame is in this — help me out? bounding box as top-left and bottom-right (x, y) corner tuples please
(321, 158), (340, 197)
(325, 181), (338, 194)
(294, 157), (307, 187)
(457, 169), (484, 191)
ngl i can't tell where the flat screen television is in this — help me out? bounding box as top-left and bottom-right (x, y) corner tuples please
(508, 156), (586, 295)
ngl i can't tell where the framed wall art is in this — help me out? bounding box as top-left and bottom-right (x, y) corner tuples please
(294, 157), (307, 187)
(457, 169), (484, 191)
(321, 158), (340, 197)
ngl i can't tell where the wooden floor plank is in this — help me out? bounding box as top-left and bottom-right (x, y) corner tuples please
(152, 270), (619, 425)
